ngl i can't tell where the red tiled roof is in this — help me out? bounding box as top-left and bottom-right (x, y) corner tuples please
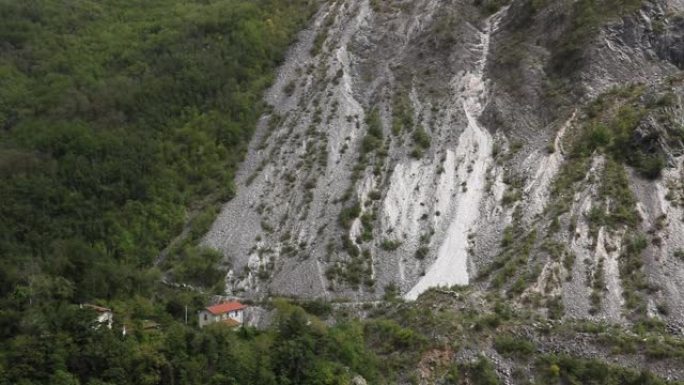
(206, 301), (246, 315)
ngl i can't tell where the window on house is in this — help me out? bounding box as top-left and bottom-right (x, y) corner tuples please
(203, 314), (207, 321)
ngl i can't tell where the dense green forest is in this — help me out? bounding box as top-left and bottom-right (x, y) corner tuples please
(0, 0), (317, 301)
(2, 0), (684, 384)
(0, 0), (328, 382)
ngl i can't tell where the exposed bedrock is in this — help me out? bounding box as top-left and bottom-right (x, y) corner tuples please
(204, 0), (684, 323)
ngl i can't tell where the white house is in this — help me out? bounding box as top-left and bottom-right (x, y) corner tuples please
(81, 304), (113, 329)
(198, 301), (246, 328)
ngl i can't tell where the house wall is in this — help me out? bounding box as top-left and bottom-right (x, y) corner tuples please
(230, 310), (244, 323)
(198, 309), (244, 328)
(198, 310), (216, 328)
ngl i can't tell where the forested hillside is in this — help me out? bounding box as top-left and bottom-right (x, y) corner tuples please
(0, 0), (332, 382)
(0, 0), (317, 300)
(3, 0), (684, 384)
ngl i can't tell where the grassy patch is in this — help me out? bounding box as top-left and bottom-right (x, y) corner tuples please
(494, 334), (536, 357)
(619, 233), (650, 316)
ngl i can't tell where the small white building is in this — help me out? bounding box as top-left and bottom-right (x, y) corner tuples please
(198, 301), (246, 328)
(81, 304), (113, 329)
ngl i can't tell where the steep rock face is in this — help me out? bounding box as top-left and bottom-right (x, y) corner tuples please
(205, 0), (510, 300)
(205, 0), (684, 322)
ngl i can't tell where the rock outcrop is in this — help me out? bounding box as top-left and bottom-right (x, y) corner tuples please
(204, 0), (684, 323)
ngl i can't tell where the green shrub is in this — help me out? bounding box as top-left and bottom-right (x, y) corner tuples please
(364, 319), (426, 353)
(383, 282), (400, 301)
(620, 233), (649, 314)
(635, 154), (666, 179)
(380, 239), (402, 251)
(547, 296), (564, 319)
(339, 202), (361, 229)
(494, 335), (535, 357)
(463, 356), (500, 385)
(413, 126), (431, 149)
(300, 299), (333, 317)
(391, 92), (414, 135)
(674, 249), (684, 260)
(587, 123), (611, 149)
(415, 246), (429, 259)
(361, 108), (384, 155)
(366, 108), (383, 138)
(360, 212), (375, 241)
(537, 355), (669, 385)
(501, 226), (514, 247)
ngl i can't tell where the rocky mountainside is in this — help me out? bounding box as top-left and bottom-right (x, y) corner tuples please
(205, 0), (684, 324)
